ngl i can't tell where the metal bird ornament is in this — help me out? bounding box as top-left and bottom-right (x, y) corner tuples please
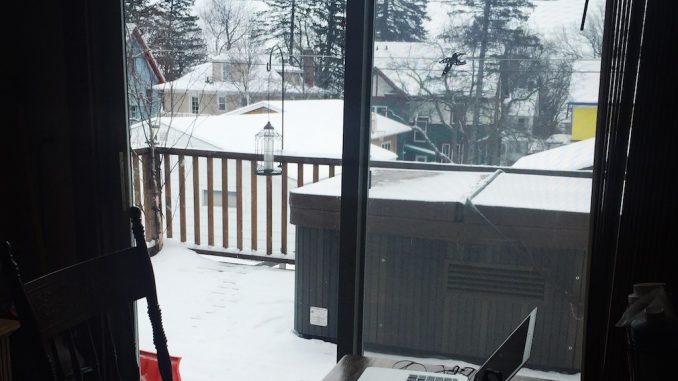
(440, 52), (467, 77)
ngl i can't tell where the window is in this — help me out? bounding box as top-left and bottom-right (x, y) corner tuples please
(414, 117), (429, 142)
(381, 142), (392, 151)
(221, 63), (230, 81)
(362, 1), (603, 378)
(218, 96), (226, 111)
(372, 105), (388, 116)
(130, 105), (140, 120)
(191, 96), (199, 114)
(441, 143), (451, 162)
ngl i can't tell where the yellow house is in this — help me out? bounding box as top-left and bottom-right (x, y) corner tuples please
(571, 103), (598, 141)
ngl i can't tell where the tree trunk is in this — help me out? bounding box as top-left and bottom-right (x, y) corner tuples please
(142, 150), (163, 254)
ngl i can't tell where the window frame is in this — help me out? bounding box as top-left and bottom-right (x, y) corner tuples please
(191, 95), (199, 114)
(413, 116), (429, 143)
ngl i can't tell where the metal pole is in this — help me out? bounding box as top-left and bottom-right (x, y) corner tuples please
(267, 45), (285, 152)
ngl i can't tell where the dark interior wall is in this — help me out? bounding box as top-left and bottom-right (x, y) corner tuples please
(3, 1), (137, 378)
(4, 0), (131, 279)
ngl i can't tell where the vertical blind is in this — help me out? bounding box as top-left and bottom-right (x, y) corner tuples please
(584, 0), (678, 379)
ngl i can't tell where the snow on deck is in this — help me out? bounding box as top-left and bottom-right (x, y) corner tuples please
(137, 240), (335, 381)
(138, 240), (581, 381)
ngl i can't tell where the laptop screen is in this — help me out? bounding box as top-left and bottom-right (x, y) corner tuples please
(472, 307), (537, 381)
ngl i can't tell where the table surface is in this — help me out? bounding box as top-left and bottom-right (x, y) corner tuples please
(322, 355), (554, 381)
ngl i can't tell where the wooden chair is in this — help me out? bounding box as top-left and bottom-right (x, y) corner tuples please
(0, 207), (173, 380)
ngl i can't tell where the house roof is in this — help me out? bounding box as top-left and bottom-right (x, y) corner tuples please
(225, 100), (412, 139)
(512, 138), (595, 170)
(130, 100), (404, 161)
(153, 55), (325, 95)
(126, 23), (165, 84)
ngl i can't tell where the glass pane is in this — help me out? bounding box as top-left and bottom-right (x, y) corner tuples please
(124, 0), (346, 379)
(365, 0), (605, 380)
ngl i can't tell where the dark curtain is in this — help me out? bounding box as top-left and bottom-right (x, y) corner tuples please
(5, 0), (137, 379)
(583, 0), (678, 379)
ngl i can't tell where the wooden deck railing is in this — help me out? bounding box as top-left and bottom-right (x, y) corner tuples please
(132, 147), (342, 263)
(133, 146), (592, 263)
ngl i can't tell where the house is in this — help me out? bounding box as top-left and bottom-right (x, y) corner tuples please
(568, 60), (601, 141)
(154, 50), (326, 116)
(125, 23), (165, 123)
(370, 41), (537, 164)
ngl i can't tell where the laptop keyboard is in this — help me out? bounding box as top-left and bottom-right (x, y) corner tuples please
(407, 375), (455, 381)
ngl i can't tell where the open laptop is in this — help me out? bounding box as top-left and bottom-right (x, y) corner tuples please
(358, 307), (537, 381)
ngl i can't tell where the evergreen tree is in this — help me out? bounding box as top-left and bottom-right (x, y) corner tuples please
(151, 0), (207, 81)
(259, 0), (315, 61)
(123, 0), (157, 33)
(374, 0), (429, 42)
(310, 0), (346, 93)
(461, 0), (537, 164)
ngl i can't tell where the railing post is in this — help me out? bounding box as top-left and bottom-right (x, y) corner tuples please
(179, 155), (187, 242)
(207, 157), (215, 246)
(222, 158), (229, 248)
(281, 163), (288, 254)
(250, 160), (258, 251)
(163, 153), (173, 238)
(192, 156), (201, 245)
(266, 175), (272, 255)
(236, 159), (243, 250)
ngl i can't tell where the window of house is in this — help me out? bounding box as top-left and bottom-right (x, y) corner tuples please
(517, 117), (527, 130)
(191, 96), (199, 114)
(441, 143), (451, 162)
(130, 105), (140, 120)
(372, 105), (388, 116)
(381, 142), (391, 151)
(218, 96), (226, 111)
(414, 117), (429, 142)
(221, 63), (230, 81)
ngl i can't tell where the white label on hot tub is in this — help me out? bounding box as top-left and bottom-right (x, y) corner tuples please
(310, 306), (328, 327)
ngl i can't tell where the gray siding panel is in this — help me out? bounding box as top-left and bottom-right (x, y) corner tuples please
(294, 225), (585, 372)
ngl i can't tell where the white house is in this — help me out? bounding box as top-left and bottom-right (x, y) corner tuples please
(153, 52), (326, 116)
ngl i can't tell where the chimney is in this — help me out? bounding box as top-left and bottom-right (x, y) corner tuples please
(302, 49), (315, 88)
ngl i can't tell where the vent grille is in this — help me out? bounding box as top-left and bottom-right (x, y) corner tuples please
(447, 262), (545, 299)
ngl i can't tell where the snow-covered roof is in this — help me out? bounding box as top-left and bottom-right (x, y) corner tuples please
(225, 100), (411, 139)
(152, 58), (324, 95)
(130, 100), (403, 161)
(512, 138), (595, 170)
(293, 168), (591, 214)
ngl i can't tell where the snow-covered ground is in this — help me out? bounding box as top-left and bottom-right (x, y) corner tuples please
(138, 240), (580, 381)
